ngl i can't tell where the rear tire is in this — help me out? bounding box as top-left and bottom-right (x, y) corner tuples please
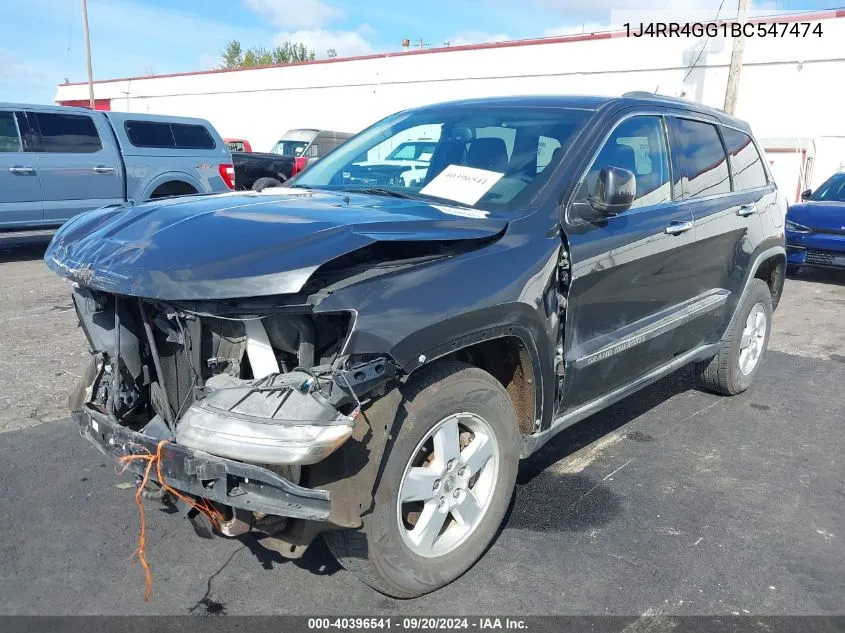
(695, 278), (773, 395)
(324, 361), (519, 598)
(252, 177), (284, 192)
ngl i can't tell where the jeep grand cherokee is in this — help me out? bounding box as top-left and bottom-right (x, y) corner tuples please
(45, 93), (786, 598)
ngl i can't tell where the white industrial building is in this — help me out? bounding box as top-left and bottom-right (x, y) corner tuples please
(55, 8), (845, 201)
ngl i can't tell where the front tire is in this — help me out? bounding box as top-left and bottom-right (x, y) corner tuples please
(786, 264), (801, 276)
(696, 278), (773, 395)
(324, 361), (520, 598)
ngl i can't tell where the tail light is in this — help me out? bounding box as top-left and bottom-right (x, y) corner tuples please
(292, 156), (309, 176)
(218, 163), (235, 190)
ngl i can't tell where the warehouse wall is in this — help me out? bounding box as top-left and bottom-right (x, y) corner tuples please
(55, 11), (845, 154)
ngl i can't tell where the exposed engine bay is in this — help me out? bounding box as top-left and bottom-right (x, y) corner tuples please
(71, 286), (401, 555)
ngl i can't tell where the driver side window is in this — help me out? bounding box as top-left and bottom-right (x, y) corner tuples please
(577, 115), (672, 211)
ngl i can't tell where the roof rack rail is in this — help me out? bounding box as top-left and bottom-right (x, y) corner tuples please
(621, 91), (730, 113)
(622, 91), (689, 103)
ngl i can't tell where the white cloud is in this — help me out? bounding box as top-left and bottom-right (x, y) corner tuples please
(357, 23), (378, 39)
(537, 0), (748, 10)
(535, 0), (789, 20)
(272, 28), (376, 58)
(244, 0), (374, 60)
(445, 31), (511, 46)
(542, 22), (614, 37)
(0, 0), (269, 103)
(541, 0), (790, 38)
(244, 0), (343, 30)
(0, 50), (29, 79)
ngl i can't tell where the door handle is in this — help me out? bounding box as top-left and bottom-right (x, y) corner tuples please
(9, 166), (35, 175)
(93, 165), (115, 174)
(737, 204), (757, 217)
(664, 220), (693, 235)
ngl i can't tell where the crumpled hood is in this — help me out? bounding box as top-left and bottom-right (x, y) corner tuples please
(787, 201), (845, 232)
(44, 188), (507, 300)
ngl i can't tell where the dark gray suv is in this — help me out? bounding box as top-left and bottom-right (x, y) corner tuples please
(46, 93), (786, 598)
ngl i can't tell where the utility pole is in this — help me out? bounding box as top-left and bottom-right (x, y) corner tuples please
(81, 0), (96, 109)
(723, 0), (749, 115)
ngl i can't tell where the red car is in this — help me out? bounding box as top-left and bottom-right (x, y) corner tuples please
(224, 138), (253, 152)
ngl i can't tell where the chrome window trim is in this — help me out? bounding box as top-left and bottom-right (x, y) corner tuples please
(667, 184), (775, 208)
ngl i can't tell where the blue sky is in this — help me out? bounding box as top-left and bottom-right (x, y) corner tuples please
(1, 0), (836, 104)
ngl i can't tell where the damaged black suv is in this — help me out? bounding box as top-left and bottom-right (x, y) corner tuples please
(46, 93), (786, 598)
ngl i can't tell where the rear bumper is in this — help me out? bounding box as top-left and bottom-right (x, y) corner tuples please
(75, 407), (332, 521)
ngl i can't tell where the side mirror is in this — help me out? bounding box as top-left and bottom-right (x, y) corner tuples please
(800, 188), (812, 201)
(587, 167), (636, 216)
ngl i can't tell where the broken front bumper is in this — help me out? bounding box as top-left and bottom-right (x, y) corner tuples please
(174, 372), (355, 466)
(75, 407), (332, 521)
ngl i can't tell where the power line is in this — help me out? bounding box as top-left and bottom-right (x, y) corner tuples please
(682, 0), (727, 82)
(65, 0), (76, 79)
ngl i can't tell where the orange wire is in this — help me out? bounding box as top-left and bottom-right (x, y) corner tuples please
(118, 439), (226, 601)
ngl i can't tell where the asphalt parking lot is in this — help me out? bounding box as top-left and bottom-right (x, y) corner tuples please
(0, 238), (843, 616)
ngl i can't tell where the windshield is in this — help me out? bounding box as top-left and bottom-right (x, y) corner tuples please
(271, 140), (309, 156)
(811, 173), (845, 202)
(292, 106), (590, 210)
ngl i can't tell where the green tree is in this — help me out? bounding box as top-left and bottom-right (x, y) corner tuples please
(220, 40), (244, 69)
(220, 40), (316, 69)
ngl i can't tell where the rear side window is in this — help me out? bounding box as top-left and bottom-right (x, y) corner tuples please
(125, 121), (173, 147)
(675, 119), (730, 198)
(125, 121), (215, 149)
(171, 124), (215, 149)
(35, 112), (102, 153)
(721, 127), (767, 191)
(0, 112), (22, 152)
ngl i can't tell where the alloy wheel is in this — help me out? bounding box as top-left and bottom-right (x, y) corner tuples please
(396, 412), (499, 558)
(738, 302), (767, 375)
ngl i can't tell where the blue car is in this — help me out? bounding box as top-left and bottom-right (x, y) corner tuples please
(786, 171), (845, 273)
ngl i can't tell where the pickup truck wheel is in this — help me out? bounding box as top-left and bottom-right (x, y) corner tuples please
(252, 177), (284, 192)
(324, 361), (519, 598)
(695, 278), (773, 395)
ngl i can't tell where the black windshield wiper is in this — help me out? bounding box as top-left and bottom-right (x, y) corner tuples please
(346, 187), (415, 199)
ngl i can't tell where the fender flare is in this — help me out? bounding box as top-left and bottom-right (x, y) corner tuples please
(139, 171), (204, 201)
(372, 304), (556, 435)
(723, 244), (786, 337)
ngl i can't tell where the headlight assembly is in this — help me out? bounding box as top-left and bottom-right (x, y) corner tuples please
(785, 219), (812, 233)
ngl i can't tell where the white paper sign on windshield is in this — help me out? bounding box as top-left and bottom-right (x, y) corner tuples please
(420, 165), (504, 206)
